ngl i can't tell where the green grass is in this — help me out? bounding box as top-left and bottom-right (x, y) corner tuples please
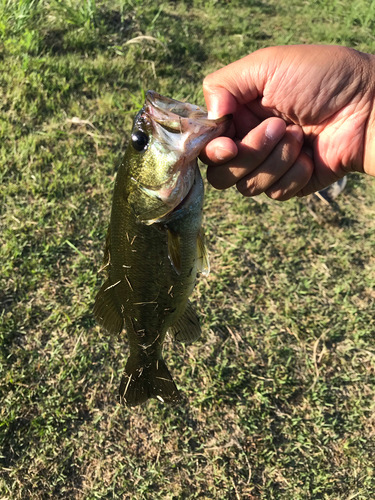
(1, 0), (375, 498)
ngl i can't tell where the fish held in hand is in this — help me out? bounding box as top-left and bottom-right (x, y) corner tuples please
(93, 91), (231, 407)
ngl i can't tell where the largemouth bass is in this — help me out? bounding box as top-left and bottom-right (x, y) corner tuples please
(93, 91), (230, 407)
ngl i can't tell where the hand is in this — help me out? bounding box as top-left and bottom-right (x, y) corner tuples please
(201, 45), (375, 200)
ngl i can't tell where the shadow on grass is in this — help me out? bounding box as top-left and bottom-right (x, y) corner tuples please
(42, 8), (133, 56)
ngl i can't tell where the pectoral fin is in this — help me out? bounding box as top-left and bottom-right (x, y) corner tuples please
(169, 301), (201, 343)
(167, 229), (181, 275)
(197, 227), (210, 276)
(93, 279), (124, 335)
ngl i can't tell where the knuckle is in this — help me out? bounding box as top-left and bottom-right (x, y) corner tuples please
(297, 154), (314, 181)
(280, 193), (293, 201)
(303, 154), (314, 175)
(279, 140), (300, 165)
(237, 176), (261, 197)
(280, 142), (292, 163)
(268, 190), (292, 201)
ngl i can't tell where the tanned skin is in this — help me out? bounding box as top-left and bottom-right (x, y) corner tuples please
(200, 45), (375, 200)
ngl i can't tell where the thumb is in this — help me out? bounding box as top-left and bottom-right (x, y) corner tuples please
(202, 49), (271, 118)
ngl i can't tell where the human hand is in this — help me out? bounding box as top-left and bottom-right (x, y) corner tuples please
(201, 45), (375, 200)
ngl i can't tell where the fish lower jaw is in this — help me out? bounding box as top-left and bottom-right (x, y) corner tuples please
(141, 163), (198, 225)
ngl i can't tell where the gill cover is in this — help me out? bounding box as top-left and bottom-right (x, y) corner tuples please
(126, 91), (231, 223)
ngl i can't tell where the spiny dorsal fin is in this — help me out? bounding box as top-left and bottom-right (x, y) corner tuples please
(197, 227), (210, 276)
(93, 279), (124, 335)
(169, 301), (201, 344)
(119, 356), (181, 407)
(167, 229), (181, 275)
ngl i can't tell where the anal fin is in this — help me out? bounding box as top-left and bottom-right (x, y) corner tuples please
(93, 279), (124, 335)
(169, 301), (201, 344)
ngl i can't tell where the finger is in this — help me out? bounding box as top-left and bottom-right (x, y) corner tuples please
(199, 136), (238, 165)
(236, 125), (304, 196)
(295, 148), (345, 197)
(265, 152), (314, 201)
(233, 104), (261, 138)
(207, 117), (287, 190)
(200, 111), (259, 164)
(295, 170), (345, 197)
(200, 120), (236, 164)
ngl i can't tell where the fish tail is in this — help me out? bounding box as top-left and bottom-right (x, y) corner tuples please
(119, 356), (181, 407)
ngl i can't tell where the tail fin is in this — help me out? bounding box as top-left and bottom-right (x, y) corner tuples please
(119, 357), (181, 407)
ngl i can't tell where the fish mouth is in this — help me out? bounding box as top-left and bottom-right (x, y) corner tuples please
(144, 90), (231, 157)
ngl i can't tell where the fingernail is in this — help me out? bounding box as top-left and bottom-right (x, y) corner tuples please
(207, 102), (221, 119)
(289, 126), (303, 143)
(265, 120), (286, 142)
(216, 147), (235, 161)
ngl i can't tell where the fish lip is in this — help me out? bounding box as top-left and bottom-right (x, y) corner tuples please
(146, 90), (205, 120)
(145, 90), (231, 132)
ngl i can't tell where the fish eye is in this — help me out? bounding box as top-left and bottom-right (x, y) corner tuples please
(131, 131), (149, 152)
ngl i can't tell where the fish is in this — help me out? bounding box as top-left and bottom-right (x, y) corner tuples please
(93, 91), (230, 407)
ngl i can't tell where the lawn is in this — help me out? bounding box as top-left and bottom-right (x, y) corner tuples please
(1, 0), (375, 498)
